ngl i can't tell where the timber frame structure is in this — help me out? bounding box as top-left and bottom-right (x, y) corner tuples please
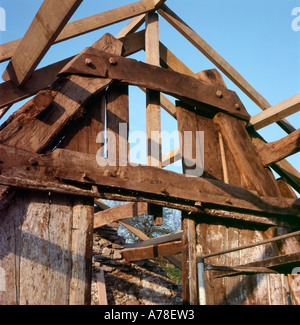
(0, 0), (300, 305)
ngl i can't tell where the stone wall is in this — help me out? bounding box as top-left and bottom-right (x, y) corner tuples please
(91, 223), (182, 305)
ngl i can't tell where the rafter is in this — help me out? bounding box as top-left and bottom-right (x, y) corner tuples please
(2, 0), (83, 86)
(248, 93), (300, 131)
(256, 129), (300, 167)
(157, 4), (296, 135)
(0, 0), (166, 63)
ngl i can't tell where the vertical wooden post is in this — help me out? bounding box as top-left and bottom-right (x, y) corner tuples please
(145, 12), (162, 168)
(106, 83), (129, 166)
(176, 100), (201, 305)
(182, 214), (197, 305)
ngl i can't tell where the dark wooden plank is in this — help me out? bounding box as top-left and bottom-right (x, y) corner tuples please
(213, 112), (281, 197)
(0, 144), (299, 218)
(106, 83), (129, 166)
(59, 48), (250, 121)
(57, 92), (105, 155)
(176, 101), (202, 177)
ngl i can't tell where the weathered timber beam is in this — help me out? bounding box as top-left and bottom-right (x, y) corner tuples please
(94, 202), (148, 229)
(99, 191), (280, 228)
(0, 0), (166, 64)
(157, 4), (296, 134)
(116, 14), (146, 39)
(0, 36), (128, 155)
(0, 105), (12, 120)
(0, 31), (145, 110)
(3, 0), (83, 86)
(248, 93), (300, 131)
(122, 240), (182, 262)
(0, 144), (299, 219)
(160, 104), (299, 192)
(145, 12), (162, 167)
(0, 30), (192, 114)
(208, 265), (278, 276)
(0, 57), (74, 109)
(59, 48), (250, 120)
(0, 32), (190, 116)
(96, 269), (108, 305)
(256, 129), (300, 167)
(159, 42), (195, 77)
(212, 252), (300, 277)
(119, 219), (182, 269)
(250, 130), (300, 194)
(213, 112), (281, 197)
(126, 231), (183, 249)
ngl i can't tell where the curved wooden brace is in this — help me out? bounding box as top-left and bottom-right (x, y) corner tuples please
(58, 47), (250, 121)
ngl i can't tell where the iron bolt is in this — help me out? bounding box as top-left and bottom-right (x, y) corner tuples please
(235, 103), (241, 111)
(216, 90), (223, 98)
(85, 58), (93, 67)
(109, 57), (117, 65)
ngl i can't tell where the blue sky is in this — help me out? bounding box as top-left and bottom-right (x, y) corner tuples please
(0, 0), (299, 180)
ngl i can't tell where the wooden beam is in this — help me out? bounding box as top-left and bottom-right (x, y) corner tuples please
(94, 202), (148, 229)
(0, 35), (123, 153)
(57, 91), (105, 155)
(248, 93), (300, 131)
(250, 130), (300, 194)
(3, 0), (83, 85)
(1, 144), (299, 219)
(59, 48), (250, 120)
(256, 129), (300, 167)
(96, 269), (108, 305)
(0, 31), (190, 113)
(213, 252), (300, 278)
(0, 34), (123, 210)
(0, 31), (145, 110)
(119, 219), (182, 269)
(126, 231), (183, 249)
(122, 240), (182, 262)
(116, 14), (146, 39)
(213, 112), (281, 197)
(0, 0), (166, 63)
(157, 4), (296, 134)
(145, 12), (162, 167)
(159, 42), (195, 76)
(106, 83), (129, 166)
(181, 215), (197, 305)
(0, 58), (74, 109)
(119, 219), (150, 241)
